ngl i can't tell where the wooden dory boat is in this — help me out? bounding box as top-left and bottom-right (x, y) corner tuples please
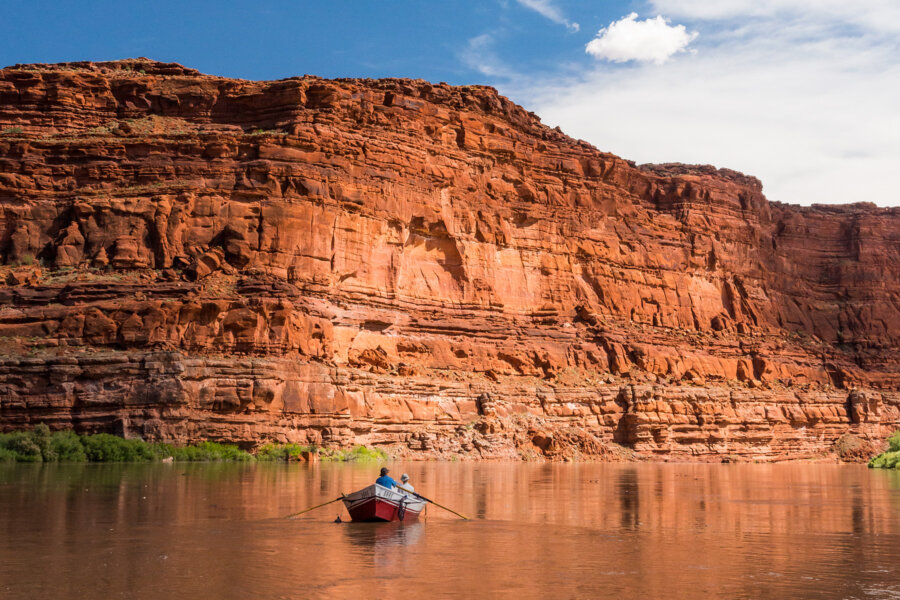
(341, 483), (427, 522)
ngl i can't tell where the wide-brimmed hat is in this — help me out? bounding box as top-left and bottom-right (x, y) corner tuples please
(400, 473), (410, 481)
(380, 467), (389, 476)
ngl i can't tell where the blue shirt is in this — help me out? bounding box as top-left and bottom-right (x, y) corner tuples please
(376, 475), (398, 489)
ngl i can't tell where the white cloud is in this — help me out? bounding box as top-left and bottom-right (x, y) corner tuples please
(501, 2), (900, 206)
(649, 0), (900, 34)
(585, 13), (698, 64)
(516, 0), (580, 32)
(460, 34), (515, 79)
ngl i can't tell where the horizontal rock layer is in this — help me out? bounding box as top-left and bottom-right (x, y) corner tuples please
(1, 58), (898, 460)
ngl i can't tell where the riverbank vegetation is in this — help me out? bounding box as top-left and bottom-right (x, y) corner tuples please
(868, 431), (900, 470)
(0, 425), (387, 464)
(255, 442), (387, 462)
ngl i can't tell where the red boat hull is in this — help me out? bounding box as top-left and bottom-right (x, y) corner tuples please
(346, 496), (421, 522)
(342, 484), (426, 522)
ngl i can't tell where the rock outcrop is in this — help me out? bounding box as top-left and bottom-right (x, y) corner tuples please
(1, 58), (898, 460)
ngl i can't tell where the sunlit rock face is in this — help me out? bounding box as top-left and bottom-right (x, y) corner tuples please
(0, 59), (897, 460)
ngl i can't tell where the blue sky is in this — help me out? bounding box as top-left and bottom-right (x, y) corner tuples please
(3, 1), (899, 206)
(1, 0), (624, 83)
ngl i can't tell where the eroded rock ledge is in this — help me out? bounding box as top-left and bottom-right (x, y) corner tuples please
(1, 58), (898, 460)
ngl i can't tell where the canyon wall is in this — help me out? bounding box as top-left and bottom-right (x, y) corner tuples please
(0, 59), (898, 460)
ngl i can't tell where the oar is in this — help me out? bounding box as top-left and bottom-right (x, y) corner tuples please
(284, 495), (345, 519)
(396, 485), (470, 520)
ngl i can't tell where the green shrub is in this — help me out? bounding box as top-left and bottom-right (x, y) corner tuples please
(149, 442), (175, 460)
(0, 431), (43, 462)
(50, 431), (87, 462)
(168, 441), (251, 462)
(0, 429), (254, 463)
(323, 445), (388, 462)
(0, 428), (385, 464)
(256, 442), (315, 461)
(255, 442), (384, 462)
(255, 443), (285, 461)
(888, 431), (900, 453)
(868, 451), (900, 470)
(284, 443), (314, 460)
(33, 424), (56, 461)
(868, 430), (900, 470)
(81, 433), (154, 462)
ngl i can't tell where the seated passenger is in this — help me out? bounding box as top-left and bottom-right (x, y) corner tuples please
(375, 467), (398, 489)
(399, 473), (414, 494)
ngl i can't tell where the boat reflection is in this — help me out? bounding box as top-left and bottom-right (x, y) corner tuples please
(342, 521), (425, 553)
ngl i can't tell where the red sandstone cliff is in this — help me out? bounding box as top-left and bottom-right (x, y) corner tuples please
(0, 58), (897, 460)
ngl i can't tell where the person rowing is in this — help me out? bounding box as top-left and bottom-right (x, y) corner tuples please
(375, 468), (414, 496)
(375, 467), (398, 489)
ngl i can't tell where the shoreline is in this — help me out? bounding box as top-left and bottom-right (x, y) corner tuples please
(2, 425), (894, 466)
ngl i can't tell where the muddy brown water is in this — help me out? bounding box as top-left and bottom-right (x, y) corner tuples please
(1, 462), (898, 599)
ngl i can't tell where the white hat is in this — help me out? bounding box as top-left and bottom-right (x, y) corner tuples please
(400, 473), (410, 481)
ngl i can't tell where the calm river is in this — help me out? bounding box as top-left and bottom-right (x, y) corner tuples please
(1, 462), (898, 599)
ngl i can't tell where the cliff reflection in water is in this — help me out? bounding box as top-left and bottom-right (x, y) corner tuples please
(0, 462), (898, 599)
